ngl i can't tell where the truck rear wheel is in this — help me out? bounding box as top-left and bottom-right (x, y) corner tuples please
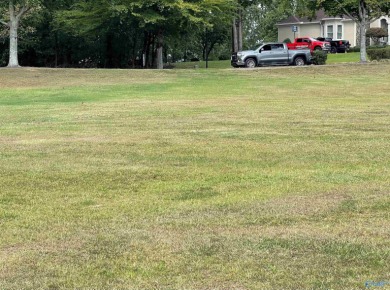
(294, 57), (305, 66)
(314, 46), (322, 51)
(245, 58), (257, 68)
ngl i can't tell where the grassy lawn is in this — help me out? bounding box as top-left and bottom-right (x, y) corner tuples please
(172, 59), (231, 69)
(327, 52), (361, 64)
(173, 52), (361, 69)
(0, 64), (389, 289)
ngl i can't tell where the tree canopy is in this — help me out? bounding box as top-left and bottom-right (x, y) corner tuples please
(2, 0), (388, 67)
(313, 0), (390, 62)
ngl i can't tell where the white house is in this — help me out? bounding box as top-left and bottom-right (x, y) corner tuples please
(277, 10), (390, 47)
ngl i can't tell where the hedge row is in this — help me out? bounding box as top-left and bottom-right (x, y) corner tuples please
(367, 47), (390, 61)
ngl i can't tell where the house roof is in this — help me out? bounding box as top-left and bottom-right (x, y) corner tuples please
(277, 10), (352, 25)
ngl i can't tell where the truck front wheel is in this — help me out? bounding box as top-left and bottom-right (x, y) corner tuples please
(294, 57), (306, 66)
(245, 58), (257, 68)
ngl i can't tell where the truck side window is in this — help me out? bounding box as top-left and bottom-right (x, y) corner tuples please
(297, 39), (302, 43)
(271, 44), (284, 50)
(262, 45), (271, 51)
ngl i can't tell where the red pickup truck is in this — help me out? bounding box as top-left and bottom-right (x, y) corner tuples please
(287, 37), (331, 53)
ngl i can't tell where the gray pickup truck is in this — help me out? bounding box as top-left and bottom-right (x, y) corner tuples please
(231, 43), (312, 68)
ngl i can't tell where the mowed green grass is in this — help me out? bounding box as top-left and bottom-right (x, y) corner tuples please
(327, 52), (361, 64)
(173, 52), (361, 69)
(0, 65), (389, 289)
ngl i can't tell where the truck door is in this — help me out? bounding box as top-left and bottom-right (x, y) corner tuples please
(270, 44), (288, 64)
(295, 38), (310, 50)
(257, 44), (272, 64)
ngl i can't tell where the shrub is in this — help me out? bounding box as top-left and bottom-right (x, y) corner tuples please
(367, 47), (390, 61)
(283, 38), (292, 43)
(368, 44), (388, 49)
(348, 46), (360, 53)
(366, 28), (388, 45)
(311, 50), (328, 65)
(218, 54), (231, 61)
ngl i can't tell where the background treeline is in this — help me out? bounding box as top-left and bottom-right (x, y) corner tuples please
(0, 0), (300, 68)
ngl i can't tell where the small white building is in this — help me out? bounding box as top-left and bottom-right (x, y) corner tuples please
(277, 10), (390, 47)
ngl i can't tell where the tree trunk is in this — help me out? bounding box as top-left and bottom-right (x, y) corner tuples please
(237, 8), (243, 51)
(232, 18), (238, 52)
(202, 34), (207, 61)
(359, 22), (368, 63)
(358, 0), (368, 63)
(156, 30), (164, 70)
(8, 17), (20, 67)
(142, 31), (149, 68)
(232, 9), (243, 53)
(151, 34), (155, 68)
(105, 33), (114, 68)
(6, 2), (30, 68)
(54, 33), (59, 67)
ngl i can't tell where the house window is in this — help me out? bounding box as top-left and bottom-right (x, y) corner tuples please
(327, 25), (334, 39)
(337, 25), (343, 39)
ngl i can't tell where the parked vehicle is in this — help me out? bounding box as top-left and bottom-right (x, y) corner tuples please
(316, 37), (351, 53)
(287, 37), (331, 52)
(231, 43), (312, 68)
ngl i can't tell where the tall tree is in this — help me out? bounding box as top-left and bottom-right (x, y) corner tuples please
(130, 0), (235, 69)
(232, 0), (256, 52)
(315, 0), (390, 62)
(56, 0), (235, 69)
(233, 0), (308, 52)
(0, 0), (41, 67)
(55, 0), (136, 68)
(242, 0), (298, 47)
(195, 1), (233, 64)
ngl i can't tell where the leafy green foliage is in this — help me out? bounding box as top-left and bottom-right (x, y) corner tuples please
(366, 27), (388, 45)
(311, 50), (328, 65)
(316, 0), (390, 20)
(51, 0), (237, 68)
(1, 0), (237, 68)
(240, 0), (310, 49)
(313, 0), (390, 63)
(367, 47), (390, 61)
(7, 0), (385, 67)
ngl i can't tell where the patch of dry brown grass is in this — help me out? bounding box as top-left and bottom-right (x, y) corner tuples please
(0, 67), (174, 89)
